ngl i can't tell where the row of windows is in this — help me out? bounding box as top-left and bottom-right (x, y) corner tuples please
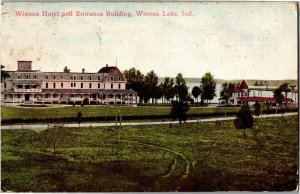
(45, 83), (121, 89)
(16, 74), (122, 81)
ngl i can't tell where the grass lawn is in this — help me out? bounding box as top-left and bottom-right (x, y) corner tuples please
(1, 105), (240, 121)
(1, 116), (298, 191)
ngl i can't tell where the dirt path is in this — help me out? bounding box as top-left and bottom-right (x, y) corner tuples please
(115, 139), (190, 179)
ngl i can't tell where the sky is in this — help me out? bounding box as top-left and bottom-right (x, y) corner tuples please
(1, 2), (298, 80)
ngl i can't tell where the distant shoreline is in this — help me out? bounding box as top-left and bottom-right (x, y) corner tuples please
(158, 78), (298, 87)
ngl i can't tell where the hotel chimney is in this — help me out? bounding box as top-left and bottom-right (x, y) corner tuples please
(82, 68), (85, 73)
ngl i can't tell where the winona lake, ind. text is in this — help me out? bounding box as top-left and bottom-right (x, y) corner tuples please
(15, 10), (194, 17)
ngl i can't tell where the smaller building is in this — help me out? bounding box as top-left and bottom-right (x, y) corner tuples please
(229, 80), (249, 105)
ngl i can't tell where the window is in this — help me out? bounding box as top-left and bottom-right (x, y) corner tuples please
(98, 76), (100, 80)
(71, 76), (73, 80)
(89, 83), (92, 88)
(4, 82), (6, 88)
(71, 83), (73, 87)
(98, 83), (100, 88)
(33, 74), (37, 79)
(73, 75), (76, 80)
(53, 75), (56, 79)
(46, 75), (49, 79)
(61, 83), (63, 88)
(111, 83), (113, 89)
(118, 84), (121, 89)
(74, 83), (76, 87)
(81, 76), (83, 80)
(46, 83), (48, 88)
(17, 74), (21, 79)
(118, 76), (121, 81)
(25, 74), (29, 79)
(110, 77), (113, 81)
(89, 75), (92, 80)
(104, 83), (105, 89)
(61, 75), (63, 79)
(18, 94), (21, 98)
(53, 83), (56, 88)
(81, 83), (83, 88)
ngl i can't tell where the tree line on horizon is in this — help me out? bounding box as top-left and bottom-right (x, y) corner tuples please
(123, 67), (217, 104)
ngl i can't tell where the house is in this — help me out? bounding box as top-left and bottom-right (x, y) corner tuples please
(229, 80), (250, 105)
(1, 61), (137, 105)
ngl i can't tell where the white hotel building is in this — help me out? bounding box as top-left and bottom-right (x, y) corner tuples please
(1, 61), (137, 105)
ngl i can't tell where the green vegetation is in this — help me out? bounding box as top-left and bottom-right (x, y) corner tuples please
(1, 116), (298, 191)
(1, 106), (240, 121)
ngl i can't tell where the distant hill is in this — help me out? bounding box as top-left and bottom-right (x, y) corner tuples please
(158, 77), (297, 88)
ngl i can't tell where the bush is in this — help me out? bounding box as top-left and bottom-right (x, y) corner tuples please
(234, 104), (254, 130)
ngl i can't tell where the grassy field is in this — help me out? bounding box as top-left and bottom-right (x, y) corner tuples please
(1, 105), (240, 121)
(1, 116), (298, 192)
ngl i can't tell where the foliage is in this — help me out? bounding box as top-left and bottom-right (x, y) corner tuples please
(1, 65), (10, 82)
(1, 116), (298, 191)
(191, 86), (201, 103)
(83, 98), (89, 105)
(200, 72), (216, 104)
(63, 66), (70, 73)
(161, 77), (176, 103)
(77, 111), (82, 127)
(273, 88), (284, 105)
(174, 73), (188, 101)
(253, 102), (261, 116)
(220, 82), (235, 103)
(170, 100), (189, 124)
(234, 104), (254, 130)
(41, 124), (65, 154)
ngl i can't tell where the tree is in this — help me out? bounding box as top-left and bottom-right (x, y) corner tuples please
(273, 88), (284, 108)
(191, 86), (201, 103)
(290, 84), (296, 103)
(220, 82), (235, 104)
(200, 72), (216, 104)
(42, 124), (64, 155)
(253, 101), (261, 116)
(279, 83), (290, 108)
(161, 77), (175, 103)
(1, 65), (10, 82)
(174, 73), (188, 102)
(63, 66), (70, 73)
(123, 68), (145, 103)
(144, 70), (159, 104)
(234, 104), (254, 139)
(77, 111), (82, 128)
(170, 100), (189, 124)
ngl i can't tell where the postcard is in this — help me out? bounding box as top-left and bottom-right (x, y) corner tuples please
(1, 1), (298, 192)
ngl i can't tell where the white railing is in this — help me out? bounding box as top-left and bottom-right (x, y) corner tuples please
(14, 88), (42, 92)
